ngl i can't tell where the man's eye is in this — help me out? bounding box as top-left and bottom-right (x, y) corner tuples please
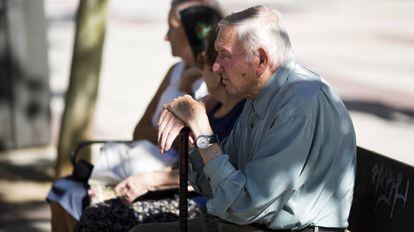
(217, 51), (231, 59)
(221, 53), (231, 59)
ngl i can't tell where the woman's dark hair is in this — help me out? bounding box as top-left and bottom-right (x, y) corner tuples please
(179, 5), (222, 61)
(204, 29), (218, 68)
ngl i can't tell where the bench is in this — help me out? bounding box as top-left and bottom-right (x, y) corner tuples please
(348, 147), (414, 232)
(71, 141), (414, 231)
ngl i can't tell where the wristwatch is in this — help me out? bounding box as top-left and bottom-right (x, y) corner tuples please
(195, 134), (219, 150)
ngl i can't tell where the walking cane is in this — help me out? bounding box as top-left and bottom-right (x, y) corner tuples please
(179, 127), (190, 232)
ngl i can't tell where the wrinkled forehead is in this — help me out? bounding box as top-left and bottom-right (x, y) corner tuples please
(215, 25), (242, 52)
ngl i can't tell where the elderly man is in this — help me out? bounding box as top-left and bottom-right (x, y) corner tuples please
(133, 5), (356, 232)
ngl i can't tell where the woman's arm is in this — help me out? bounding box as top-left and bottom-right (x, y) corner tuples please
(177, 66), (202, 94)
(132, 64), (178, 143)
(114, 169), (179, 204)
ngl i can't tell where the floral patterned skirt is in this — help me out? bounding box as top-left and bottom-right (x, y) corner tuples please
(75, 190), (205, 232)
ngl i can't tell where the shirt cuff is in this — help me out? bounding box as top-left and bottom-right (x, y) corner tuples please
(203, 154), (236, 189)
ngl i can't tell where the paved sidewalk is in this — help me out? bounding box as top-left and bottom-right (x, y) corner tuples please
(0, 0), (413, 231)
(0, 147), (54, 232)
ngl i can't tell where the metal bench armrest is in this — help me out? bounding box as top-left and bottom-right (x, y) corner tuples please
(70, 140), (133, 166)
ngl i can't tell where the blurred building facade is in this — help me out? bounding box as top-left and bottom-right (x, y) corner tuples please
(0, 0), (49, 150)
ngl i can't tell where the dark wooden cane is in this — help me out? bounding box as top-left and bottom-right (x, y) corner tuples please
(179, 127), (190, 232)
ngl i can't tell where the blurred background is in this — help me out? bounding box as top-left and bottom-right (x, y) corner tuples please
(0, 0), (413, 231)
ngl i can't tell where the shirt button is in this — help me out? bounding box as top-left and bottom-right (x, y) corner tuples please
(250, 123), (254, 128)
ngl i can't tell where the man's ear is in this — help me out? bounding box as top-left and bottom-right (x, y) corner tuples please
(256, 47), (268, 77)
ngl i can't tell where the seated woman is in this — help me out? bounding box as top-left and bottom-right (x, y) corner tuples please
(75, 5), (245, 232)
(47, 1), (224, 232)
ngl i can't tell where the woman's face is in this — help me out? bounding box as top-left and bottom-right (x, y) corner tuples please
(165, 8), (193, 61)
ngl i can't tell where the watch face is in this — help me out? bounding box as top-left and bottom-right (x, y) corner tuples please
(196, 136), (210, 149)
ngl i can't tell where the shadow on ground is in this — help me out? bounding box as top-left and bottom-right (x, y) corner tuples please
(0, 200), (50, 232)
(0, 158), (53, 182)
(0, 152), (54, 231)
(344, 100), (414, 122)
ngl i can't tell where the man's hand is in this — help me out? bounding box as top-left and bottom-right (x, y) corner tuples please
(157, 109), (187, 154)
(158, 95), (213, 153)
(164, 95), (213, 137)
(115, 174), (151, 204)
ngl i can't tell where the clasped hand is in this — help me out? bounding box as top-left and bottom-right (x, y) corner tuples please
(158, 95), (213, 154)
(114, 174), (153, 204)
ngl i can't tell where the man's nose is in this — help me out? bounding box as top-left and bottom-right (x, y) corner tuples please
(212, 62), (222, 73)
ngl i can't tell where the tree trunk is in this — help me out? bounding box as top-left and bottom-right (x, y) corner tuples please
(55, 0), (109, 178)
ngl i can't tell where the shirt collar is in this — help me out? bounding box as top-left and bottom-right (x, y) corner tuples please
(251, 61), (296, 118)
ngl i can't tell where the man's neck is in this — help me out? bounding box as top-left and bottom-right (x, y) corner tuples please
(245, 69), (274, 100)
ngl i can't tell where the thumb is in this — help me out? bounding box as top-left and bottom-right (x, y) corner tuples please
(115, 181), (125, 195)
(189, 131), (196, 145)
(189, 135), (195, 145)
(88, 188), (96, 197)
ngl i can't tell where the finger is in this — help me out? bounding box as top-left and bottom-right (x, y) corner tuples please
(190, 131), (197, 142)
(158, 111), (174, 146)
(120, 193), (131, 205)
(159, 111), (182, 150)
(88, 188), (96, 197)
(125, 192), (134, 204)
(158, 110), (175, 139)
(114, 182), (125, 195)
(160, 116), (183, 153)
(125, 185), (147, 204)
(188, 135), (195, 145)
(158, 109), (169, 127)
(163, 120), (185, 152)
(163, 102), (171, 110)
(167, 96), (186, 115)
(166, 97), (180, 110)
(130, 188), (147, 202)
(119, 184), (134, 205)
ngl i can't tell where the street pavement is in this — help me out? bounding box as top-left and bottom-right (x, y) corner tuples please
(0, 0), (413, 231)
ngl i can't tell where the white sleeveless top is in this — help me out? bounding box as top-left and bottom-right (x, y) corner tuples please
(90, 62), (208, 186)
(151, 62), (208, 127)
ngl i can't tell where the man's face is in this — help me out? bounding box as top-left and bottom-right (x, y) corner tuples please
(213, 26), (259, 98)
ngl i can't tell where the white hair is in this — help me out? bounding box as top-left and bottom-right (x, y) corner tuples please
(218, 5), (294, 67)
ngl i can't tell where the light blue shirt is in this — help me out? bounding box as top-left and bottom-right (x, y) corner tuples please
(188, 62), (356, 229)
